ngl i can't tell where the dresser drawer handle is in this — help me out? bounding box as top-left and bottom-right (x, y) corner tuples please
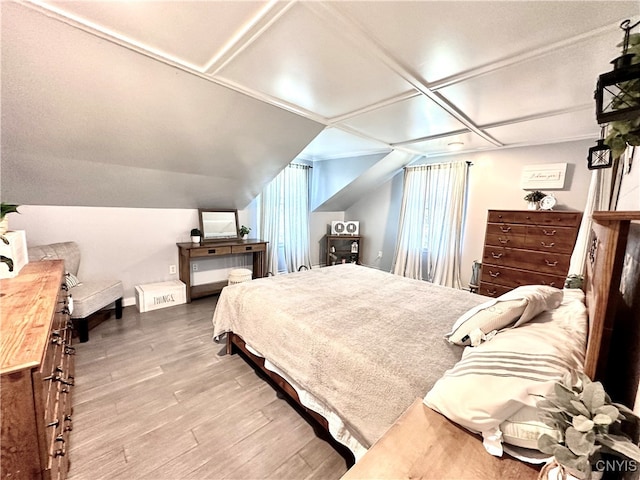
(491, 252), (503, 259)
(540, 241), (556, 248)
(542, 229), (557, 236)
(544, 260), (558, 267)
(487, 289), (497, 295)
(498, 238), (509, 245)
(499, 226), (511, 232)
(208, 249), (217, 254)
(64, 415), (73, 432)
(542, 281), (557, 287)
(489, 271), (500, 278)
(47, 419), (59, 428)
(245, 246), (253, 251)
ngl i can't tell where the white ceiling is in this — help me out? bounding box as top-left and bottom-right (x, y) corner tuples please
(1, 0), (638, 209)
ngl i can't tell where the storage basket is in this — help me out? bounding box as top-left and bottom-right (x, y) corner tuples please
(228, 268), (252, 286)
(135, 280), (186, 312)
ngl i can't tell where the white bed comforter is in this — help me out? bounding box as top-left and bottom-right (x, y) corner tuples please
(212, 264), (488, 457)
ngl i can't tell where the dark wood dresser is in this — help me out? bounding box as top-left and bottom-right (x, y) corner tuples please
(479, 210), (582, 297)
(1, 260), (74, 479)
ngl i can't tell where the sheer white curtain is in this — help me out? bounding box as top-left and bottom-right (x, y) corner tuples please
(282, 164), (311, 272)
(392, 161), (469, 288)
(260, 172), (282, 276)
(259, 163), (311, 275)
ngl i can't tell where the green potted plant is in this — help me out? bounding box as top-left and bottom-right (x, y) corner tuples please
(190, 228), (201, 244)
(524, 191), (546, 210)
(0, 203), (20, 236)
(536, 372), (640, 480)
(604, 31), (640, 161)
(239, 225), (251, 238)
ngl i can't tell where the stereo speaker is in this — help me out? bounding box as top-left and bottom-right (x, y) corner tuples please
(331, 221), (359, 235)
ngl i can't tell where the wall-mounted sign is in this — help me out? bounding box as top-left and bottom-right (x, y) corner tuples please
(521, 163), (567, 189)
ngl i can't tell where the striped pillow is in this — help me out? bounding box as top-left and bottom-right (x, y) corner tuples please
(424, 289), (587, 456)
(65, 272), (81, 288)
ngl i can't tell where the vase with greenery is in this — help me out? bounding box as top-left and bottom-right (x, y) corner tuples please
(0, 203), (20, 273)
(0, 203), (20, 236)
(239, 225), (251, 238)
(604, 30), (640, 161)
(190, 228), (201, 243)
(524, 191), (546, 210)
(536, 372), (640, 480)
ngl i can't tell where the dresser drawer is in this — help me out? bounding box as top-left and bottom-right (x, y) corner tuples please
(481, 264), (566, 289)
(191, 246), (232, 257)
(485, 233), (526, 248)
(524, 226), (577, 254)
(485, 223), (527, 236)
(232, 243), (266, 254)
(501, 249), (570, 275)
(483, 247), (568, 274)
(477, 282), (512, 298)
(488, 210), (582, 227)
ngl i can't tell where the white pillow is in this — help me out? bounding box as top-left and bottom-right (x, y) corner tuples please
(445, 285), (563, 346)
(424, 290), (587, 457)
(500, 405), (561, 450)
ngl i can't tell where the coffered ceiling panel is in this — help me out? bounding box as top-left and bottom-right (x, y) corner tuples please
(331, 1), (638, 84)
(486, 109), (600, 147)
(215, 2), (414, 119)
(339, 94), (467, 144)
(299, 128), (391, 161)
(437, 29), (624, 127)
(401, 131), (496, 156)
(42, 0), (268, 69)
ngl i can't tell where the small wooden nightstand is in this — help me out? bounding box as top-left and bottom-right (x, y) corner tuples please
(341, 399), (540, 480)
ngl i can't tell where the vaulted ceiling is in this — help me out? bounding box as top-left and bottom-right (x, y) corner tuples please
(1, 1), (638, 210)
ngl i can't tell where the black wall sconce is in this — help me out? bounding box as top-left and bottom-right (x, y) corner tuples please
(587, 138), (613, 170)
(594, 19), (640, 124)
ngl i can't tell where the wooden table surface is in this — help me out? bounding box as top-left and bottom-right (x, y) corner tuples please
(341, 398), (540, 480)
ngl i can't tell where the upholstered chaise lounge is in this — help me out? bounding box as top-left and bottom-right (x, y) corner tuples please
(28, 241), (123, 342)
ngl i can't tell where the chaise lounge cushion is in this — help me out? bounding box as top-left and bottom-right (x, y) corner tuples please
(28, 241), (123, 319)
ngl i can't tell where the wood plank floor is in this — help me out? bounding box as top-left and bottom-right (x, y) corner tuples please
(67, 297), (350, 480)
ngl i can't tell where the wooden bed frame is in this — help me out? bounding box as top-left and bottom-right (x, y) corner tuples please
(225, 211), (640, 474)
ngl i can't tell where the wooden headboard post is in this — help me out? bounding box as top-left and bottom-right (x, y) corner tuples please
(584, 211), (640, 382)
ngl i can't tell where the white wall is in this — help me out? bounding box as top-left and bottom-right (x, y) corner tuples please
(345, 173), (403, 271)
(10, 205), (255, 306)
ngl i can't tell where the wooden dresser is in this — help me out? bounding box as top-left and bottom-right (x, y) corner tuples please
(1, 260), (75, 479)
(479, 210), (582, 297)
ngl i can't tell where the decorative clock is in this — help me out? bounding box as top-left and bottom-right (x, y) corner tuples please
(539, 195), (557, 211)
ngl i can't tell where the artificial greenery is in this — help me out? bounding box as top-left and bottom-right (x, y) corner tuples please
(604, 32), (640, 161)
(239, 225), (251, 236)
(524, 190), (546, 202)
(190, 228), (201, 236)
(1, 203), (20, 220)
(536, 372), (640, 479)
(0, 203), (20, 272)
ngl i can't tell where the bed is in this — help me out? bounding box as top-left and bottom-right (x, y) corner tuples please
(211, 211), (640, 472)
